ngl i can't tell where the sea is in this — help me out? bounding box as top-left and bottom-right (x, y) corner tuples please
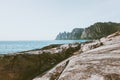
(0, 40), (88, 54)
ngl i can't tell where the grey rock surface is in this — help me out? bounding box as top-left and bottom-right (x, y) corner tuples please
(34, 31), (120, 80)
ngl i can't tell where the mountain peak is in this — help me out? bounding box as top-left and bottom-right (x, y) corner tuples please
(56, 22), (120, 40)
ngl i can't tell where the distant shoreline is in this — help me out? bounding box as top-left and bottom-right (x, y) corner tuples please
(0, 40), (89, 54)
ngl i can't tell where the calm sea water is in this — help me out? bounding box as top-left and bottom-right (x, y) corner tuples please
(0, 40), (88, 54)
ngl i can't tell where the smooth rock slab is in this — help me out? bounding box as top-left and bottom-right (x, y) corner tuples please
(33, 31), (120, 80)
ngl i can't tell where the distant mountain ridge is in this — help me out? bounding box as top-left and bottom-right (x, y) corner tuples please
(56, 28), (84, 40)
(56, 22), (120, 40)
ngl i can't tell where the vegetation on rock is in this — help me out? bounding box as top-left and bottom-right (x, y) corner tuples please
(56, 22), (120, 40)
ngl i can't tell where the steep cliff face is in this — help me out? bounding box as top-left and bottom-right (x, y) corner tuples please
(56, 28), (84, 40)
(56, 22), (120, 40)
(34, 31), (120, 80)
(81, 22), (120, 39)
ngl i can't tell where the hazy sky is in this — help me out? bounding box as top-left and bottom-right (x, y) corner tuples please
(0, 0), (120, 40)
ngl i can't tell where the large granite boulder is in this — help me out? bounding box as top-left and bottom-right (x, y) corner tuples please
(34, 31), (120, 80)
(0, 43), (81, 80)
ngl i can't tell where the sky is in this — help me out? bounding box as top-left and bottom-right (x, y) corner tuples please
(0, 0), (120, 40)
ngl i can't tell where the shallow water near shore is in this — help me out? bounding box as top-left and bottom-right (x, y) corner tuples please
(0, 40), (88, 54)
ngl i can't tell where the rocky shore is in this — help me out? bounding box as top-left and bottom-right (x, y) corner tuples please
(34, 31), (120, 80)
(0, 31), (120, 80)
(0, 42), (81, 80)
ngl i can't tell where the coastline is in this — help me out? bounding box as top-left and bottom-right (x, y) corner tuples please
(0, 41), (82, 80)
(0, 40), (89, 54)
(34, 31), (120, 80)
(0, 31), (120, 80)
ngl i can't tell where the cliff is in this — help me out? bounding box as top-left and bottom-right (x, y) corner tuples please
(34, 31), (120, 80)
(56, 28), (84, 40)
(56, 22), (120, 40)
(81, 22), (120, 39)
